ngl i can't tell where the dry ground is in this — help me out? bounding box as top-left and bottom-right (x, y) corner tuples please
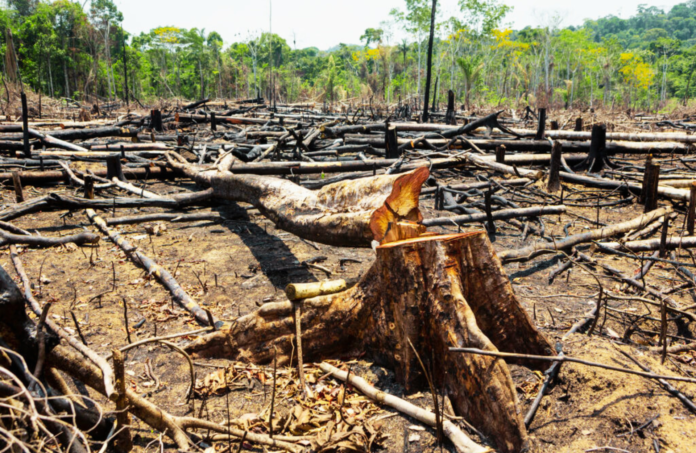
(3, 157), (696, 453)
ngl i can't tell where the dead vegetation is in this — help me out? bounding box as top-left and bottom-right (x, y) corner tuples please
(0, 91), (694, 453)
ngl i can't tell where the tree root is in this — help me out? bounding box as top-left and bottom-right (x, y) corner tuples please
(185, 231), (554, 453)
(47, 345), (304, 452)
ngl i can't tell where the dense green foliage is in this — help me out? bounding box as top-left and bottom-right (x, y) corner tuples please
(2, 0), (696, 110)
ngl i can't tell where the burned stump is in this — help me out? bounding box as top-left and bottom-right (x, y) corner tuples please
(187, 231), (553, 452)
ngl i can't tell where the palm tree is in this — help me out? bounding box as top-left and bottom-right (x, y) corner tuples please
(398, 40), (409, 72)
(318, 55), (338, 103)
(457, 55), (483, 110)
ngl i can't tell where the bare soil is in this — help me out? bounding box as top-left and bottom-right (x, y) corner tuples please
(4, 160), (696, 453)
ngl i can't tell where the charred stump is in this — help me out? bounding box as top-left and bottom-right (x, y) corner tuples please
(575, 124), (613, 172)
(445, 90), (457, 125)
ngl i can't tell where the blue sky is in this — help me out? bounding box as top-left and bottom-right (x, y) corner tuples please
(113, 0), (687, 49)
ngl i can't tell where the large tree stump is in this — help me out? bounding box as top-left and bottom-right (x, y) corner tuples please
(187, 231), (553, 453)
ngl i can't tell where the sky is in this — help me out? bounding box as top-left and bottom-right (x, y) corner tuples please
(114, 0), (688, 50)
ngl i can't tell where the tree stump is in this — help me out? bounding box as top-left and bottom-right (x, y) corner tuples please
(187, 231), (553, 453)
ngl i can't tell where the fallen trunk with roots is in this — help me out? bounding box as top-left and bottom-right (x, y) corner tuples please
(186, 231), (554, 453)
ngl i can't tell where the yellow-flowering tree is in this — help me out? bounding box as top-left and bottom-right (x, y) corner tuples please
(619, 52), (655, 107)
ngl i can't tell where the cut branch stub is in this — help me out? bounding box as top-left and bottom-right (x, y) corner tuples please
(186, 231), (553, 453)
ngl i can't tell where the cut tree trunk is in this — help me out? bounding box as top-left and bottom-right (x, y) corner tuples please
(186, 231), (554, 453)
(166, 152), (432, 247)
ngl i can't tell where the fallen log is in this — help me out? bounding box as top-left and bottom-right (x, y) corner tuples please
(0, 165), (178, 186)
(86, 209), (214, 327)
(176, 113), (274, 125)
(105, 212), (223, 226)
(512, 129), (696, 144)
(0, 140), (30, 151)
(171, 154), (581, 177)
(166, 152), (432, 247)
(559, 172), (691, 202)
(421, 178), (531, 195)
(181, 98), (210, 110)
(0, 196), (51, 221)
(0, 190), (212, 222)
(186, 231), (554, 453)
(0, 220), (30, 235)
(374, 123), (696, 144)
(0, 126), (137, 141)
(499, 207), (672, 262)
(27, 128), (89, 153)
(47, 190), (212, 210)
(220, 156), (470, 176)
(89, 143), (170, 152)
(0, 230), (99, 248)
(423, 205), (566, 227)
(345, 136), (691, 153)
(597, 236), (696, 253)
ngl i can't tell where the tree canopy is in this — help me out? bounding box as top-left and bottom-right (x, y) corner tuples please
(1, 0), (695, 110)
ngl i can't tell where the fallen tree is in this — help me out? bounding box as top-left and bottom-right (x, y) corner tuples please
(0, 230), (99, 248)
(499, 207), (672, 262)
(165, 151), (433, 247)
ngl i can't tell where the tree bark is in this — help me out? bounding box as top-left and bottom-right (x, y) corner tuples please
(1, 126), (137, 141)
(166, 152), (431, 247)
(499, 207), (671, 262)
(186, 231), (553, 453)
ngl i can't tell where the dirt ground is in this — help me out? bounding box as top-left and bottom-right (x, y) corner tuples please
(3, 156), (696, 453)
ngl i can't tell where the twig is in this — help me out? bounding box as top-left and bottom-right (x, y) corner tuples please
(9, 246), (117, 399)
(408, 338), (444, 448)
(293, 301), (311, 398)
(614, 347), (696, 413)
(449, 348), (696, 384)
(31, 302), (52, 385)
(156, 340), (195, 401)
(106, 327), (213, 359)
(339, 366), (353, 426)
(319, 362), (491, 453)
(269, 346), (277, 438)
(524, 343), (563, 429)
(122, 297), (131, 344)
(112, 349), (133, 452)
(235, 431), (248, 453)
(69, 311), (88, 346)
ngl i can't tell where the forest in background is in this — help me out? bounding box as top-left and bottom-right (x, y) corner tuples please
(2, 0), (696, 111)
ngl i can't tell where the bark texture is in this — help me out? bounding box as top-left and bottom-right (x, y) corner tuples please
(166, 152), (429, 247)
(186, 231), (553, 453)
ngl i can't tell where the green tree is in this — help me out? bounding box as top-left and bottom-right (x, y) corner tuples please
(459, 0), (511, 35)
(457, 54), (483, 108)
(360, 28), (384, 47)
